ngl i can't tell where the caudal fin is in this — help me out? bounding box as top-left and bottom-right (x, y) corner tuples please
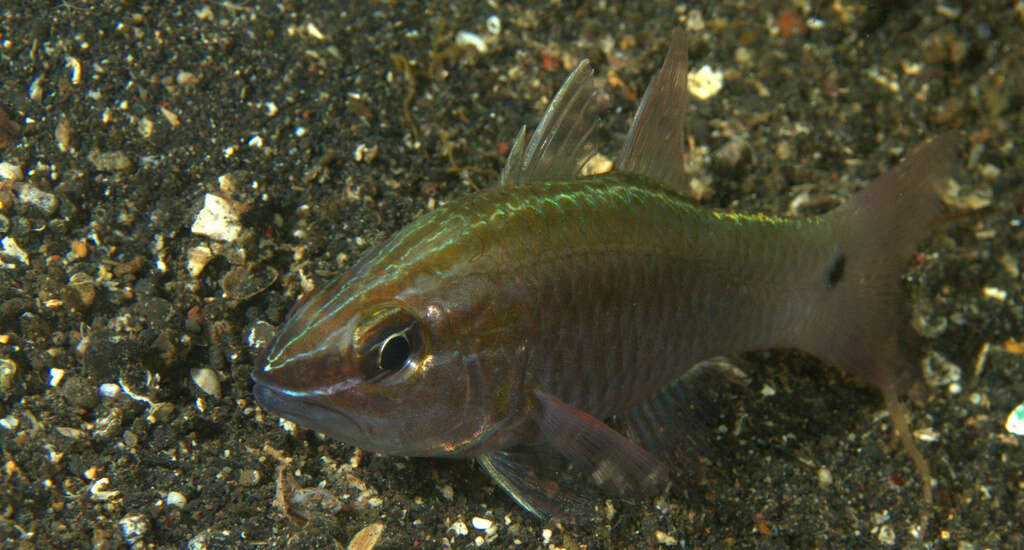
(799, 132), (959, 395)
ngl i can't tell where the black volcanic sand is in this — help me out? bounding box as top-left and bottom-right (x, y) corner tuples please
(1, 1), (1022, 548)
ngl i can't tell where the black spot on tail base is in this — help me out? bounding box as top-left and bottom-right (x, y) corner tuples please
(826, 254), (846, 288)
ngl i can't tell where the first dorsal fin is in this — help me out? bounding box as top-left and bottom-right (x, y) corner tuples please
(617, 29), (690, 188)
(500, 60), (600, 185)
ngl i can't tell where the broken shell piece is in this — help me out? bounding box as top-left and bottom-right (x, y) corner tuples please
(191, 367), (221, 398)
(191, 194), (242, 242)
(1007, 402), (1024, 436)
(938, 178), (992, 210)
(687, 65), (723, 100)
(187, 246), (215, 277)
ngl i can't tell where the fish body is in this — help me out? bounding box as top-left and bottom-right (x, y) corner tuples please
(252, 30), (956, 520)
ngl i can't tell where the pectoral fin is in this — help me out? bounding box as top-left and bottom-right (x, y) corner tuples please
(533, 390), (670, 495)
(478, 447), (602, 521)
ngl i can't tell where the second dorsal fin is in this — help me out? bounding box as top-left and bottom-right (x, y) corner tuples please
(617, 29), (690, 189)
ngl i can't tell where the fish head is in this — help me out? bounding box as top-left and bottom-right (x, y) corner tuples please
(251, 250), (524, 458)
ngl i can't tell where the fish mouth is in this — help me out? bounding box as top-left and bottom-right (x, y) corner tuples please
(252, 381), (364, 441)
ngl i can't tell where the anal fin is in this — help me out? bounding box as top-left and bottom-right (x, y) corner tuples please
(623, 361), (732, 478)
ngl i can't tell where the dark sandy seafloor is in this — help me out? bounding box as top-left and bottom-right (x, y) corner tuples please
(1, 1), (1023, 548)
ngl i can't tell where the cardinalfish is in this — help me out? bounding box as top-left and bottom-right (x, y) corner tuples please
(252, 29), (957, 520)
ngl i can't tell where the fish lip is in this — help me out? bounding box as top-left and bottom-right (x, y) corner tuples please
(252, 382), (364, 440)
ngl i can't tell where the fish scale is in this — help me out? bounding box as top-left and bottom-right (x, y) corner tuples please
(435, 175), (827, 416)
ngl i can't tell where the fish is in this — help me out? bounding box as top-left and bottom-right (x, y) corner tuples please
(251, 29), (957, 521)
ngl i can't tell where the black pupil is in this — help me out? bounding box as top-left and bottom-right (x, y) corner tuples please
(378, 333), (411, 372)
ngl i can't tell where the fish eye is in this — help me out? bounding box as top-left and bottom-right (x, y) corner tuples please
(354, 306), (423, 382)
(378, 328), (415, 373)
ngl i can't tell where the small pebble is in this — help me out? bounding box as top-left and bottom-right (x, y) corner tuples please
(914, 427), (940, 442)
(581, 153), (613, 176)
(70, 240), (89, 259)
(655, 530), (678, 545)
(0, 358), (17, 391)
(0, 109), (20, 150)
(87, 150), (133, 172)
(238, 469), (261, 486)
(55, 116), (73, 152)
(122, 430), (139, 448)
(982, 286), (1007, 302)
(176, 71), (199, 87)
(17, 184), (58, 215)
(0, 415), (18, 430)
(817, 467), (833, 486)
(68, 272), (97, 306)
(348, 522), (384, 550)
(246, 321), (277, 350)
(471, 517), (492, 530)
(147, 402), (175, 423)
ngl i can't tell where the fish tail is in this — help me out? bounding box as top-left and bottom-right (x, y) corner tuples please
(798, 132), (959, 395)
(799, 133), (958, 505)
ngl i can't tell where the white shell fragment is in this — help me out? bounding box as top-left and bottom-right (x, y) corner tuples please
(191, 367), (221, 398)
(191, 193), (242, 242)
(921, 350), (962, 388)
(98, 383), (121, 398)
(471, 517), (492, 530)
(305, 22), (327, 40)
(117, 513), (149, 543)
(486, 15), (501, 35)
(65, 55), (82, 85)
(455, 30), (488, 54)
(90, 477), (121, 501)
(166, 491), (187, 508)
(1007, 402), (1024, 436)
(0, 161), (22, 181)
(687, 65), (723, 100)
(449, 520), (468, 536)
(1, 236), (30, 266)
